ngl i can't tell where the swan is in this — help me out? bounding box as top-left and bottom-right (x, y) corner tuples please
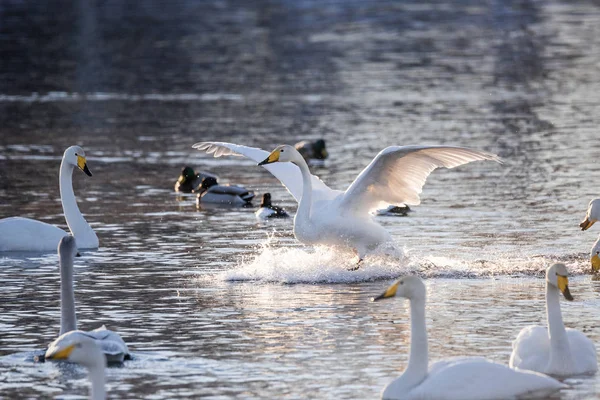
(294, 139), (328, 162)
(255, 193), (290, 219)
(0, 145), (98, 252)
(579, 198), (600, 272)
(46, 235), (129, 364)
(174, 166), (217, 193)
(193, 142), (500, 262)
(46, 335), (107, 400)
(195, 176), (255, 206)
(373, 276), (566, 400)
(509, 263), (597, 376)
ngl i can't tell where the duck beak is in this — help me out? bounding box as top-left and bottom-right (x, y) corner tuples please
(592, 254), (600, 273)
(372, 281), (400, 302)
(46, 344), (75, 360)
(557, 275), (574, 301)
(258, 150), (280, 166)
(77, 155), (92, 177)
(580, 218), (596, 231)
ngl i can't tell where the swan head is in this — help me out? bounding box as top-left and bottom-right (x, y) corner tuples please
(580, 198), (600, 230)
(372, 275), (426, 302)
(64, 146), (92, 177)
(258, 145), (301, 165)
(58, 235), (78, 260)
(46, 335), (105, 369)
(546, 263), (573, 301)
(592, 242), (600, 273)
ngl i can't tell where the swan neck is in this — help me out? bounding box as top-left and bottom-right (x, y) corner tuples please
(295, 156), (313, 219)
(546, 283), (570, 360)
(404, 296), (429, 385)
(59, 253), (77, 335)
(59, 160), (93, 242)
(89, 364), (107, 400)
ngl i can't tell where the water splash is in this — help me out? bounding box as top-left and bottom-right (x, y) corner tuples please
(220, 239), (591, 284)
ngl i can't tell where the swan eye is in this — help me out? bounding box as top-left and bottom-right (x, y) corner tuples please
(400, 281), (403, 285)
(281, 149), (284, 152)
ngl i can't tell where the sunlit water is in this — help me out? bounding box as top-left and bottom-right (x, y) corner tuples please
(1, 0), (600, 398)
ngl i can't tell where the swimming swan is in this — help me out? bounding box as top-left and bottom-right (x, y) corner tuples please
(193, 142), (500, 261)
(509, 263), (597, 376)
(46, 235), (129, 364)
(373, 276), (566, 400)
(46, 335), (107, 400)
(0, 145), (98, 252)
(579, 198), (600, 272)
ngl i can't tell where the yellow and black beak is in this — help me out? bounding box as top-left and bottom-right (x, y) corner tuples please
(372, 281), (400, 302)
(580, 218), (596, 231)
(557, 275), (573, 301)
(46, 344), (75, 360)
(258, 150), (281, 166)
(592, 254), (600, 273)
(77, 155), (92, 177)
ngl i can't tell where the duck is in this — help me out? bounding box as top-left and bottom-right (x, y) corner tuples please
(255, 193), (290, 219)
(294, 139), (328, 162)
(196, 176), (254, 206)
(509, 263), (597, 376)
(193, 142), (500, 265)
(46, 335), (107, 400)
(174, 166), (217, 193)
(45, 235), (129, 364)
(375, 204), (411, 217)
(0, 145), (98, 252)
(579, 198), (600, 272)
(373, 275), (566, 400)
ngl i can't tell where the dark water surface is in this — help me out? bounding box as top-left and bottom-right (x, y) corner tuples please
(1, 0), (600, 398)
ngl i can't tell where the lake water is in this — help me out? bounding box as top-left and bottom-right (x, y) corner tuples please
(1, 0), (600, 398)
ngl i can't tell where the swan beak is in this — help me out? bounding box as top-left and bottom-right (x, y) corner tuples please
(592, 254), (600, 273)
(258, 150), (280, 166)
(557, 275), (573, 301)
(580, 218), (596, 231)
(372, 281), (399, 302)
(46, 344), (75, 360)
(77, 155), (93, 177)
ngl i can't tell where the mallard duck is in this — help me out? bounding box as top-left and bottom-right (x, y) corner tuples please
(510, 263), (597, 376)
(0, 145), (98, 252)
(373, 276), (565, 400)
(174, 166), (217, 193)
(255, 193), (290, 219)
(375, 204), (412, 217)
(294, 139), (328, 162)
(196, 176), (254, 206)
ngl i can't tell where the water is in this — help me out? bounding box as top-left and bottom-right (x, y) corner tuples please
(1, 0), (600, 398)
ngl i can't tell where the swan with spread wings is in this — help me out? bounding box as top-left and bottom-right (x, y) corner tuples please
(193, 142), (500, 262)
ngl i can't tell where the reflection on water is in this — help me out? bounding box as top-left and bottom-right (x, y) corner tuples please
(1, 0), (600, 398)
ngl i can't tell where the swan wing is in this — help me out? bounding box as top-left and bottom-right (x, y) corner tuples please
(566, 328), (598, 373)
(339, 146), (501, 214)
(412, 359), (564, 400)
(193, 141), (340, 203)
(509, 325), (550, 371)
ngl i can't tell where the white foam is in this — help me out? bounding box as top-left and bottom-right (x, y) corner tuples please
(219, 240), (591, 284)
